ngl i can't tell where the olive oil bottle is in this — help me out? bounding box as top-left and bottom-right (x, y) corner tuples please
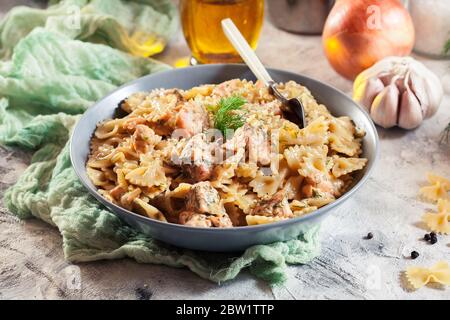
(180, 0), (264, 64)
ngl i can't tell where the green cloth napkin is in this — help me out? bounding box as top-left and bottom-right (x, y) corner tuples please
(0, 0), (178, 59)
(0, 0), (320, 286)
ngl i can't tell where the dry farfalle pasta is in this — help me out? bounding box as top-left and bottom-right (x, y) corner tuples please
(419, 172), (450, 202)
(401, 173), (450, 292)
(417, 172), (450, 234)
(405, 261), (450, 289)
(422, 199), (450, 234)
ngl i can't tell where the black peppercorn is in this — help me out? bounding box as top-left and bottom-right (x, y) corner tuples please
(366, 232), (373, 239)
(411, 251), (419, 259)
(430, 233), (438, 244)
(424, 233), (431, 241)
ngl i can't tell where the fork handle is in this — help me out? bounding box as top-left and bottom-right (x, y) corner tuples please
(221, 18), (273, 87)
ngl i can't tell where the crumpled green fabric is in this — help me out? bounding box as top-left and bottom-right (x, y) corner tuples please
(0, 0), (321, 286)
(0, 0), (177, 59)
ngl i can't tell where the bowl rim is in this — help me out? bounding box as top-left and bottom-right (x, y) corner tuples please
(70, 63), (379, 233)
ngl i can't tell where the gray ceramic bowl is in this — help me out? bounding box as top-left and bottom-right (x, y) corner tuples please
(70, 64), (378, 252)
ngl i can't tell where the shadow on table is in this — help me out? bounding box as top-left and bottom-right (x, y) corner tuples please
(376, 127), (411, 141)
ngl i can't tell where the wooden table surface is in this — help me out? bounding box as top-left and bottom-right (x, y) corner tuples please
(1, 1), (449, 300)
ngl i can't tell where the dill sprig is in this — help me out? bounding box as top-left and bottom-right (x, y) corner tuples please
(210, 95), (246, 135)
(445, 39), (450, 54)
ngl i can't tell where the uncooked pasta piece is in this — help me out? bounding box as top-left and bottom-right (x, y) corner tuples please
(419, 172), (450, 202)
(419, 182), (448, 202)
(405, 261), (450, 289)
(422, 199), (450, 234)
(427, 172), (450, 188)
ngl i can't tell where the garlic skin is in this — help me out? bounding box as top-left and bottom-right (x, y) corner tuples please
(353, 57), (443, 129)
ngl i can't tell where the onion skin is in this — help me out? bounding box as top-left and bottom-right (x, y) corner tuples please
(323, 0), (415, 80)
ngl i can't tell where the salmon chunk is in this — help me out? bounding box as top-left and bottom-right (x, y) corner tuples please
(178, 133), (216, 182)
(249, 191), (293, 218)
(224, 124), (272, 166)
(186, 181), (225, 215)
(179, 211), (212, 227)
(178, 211), (232, 228)
(178, 182), (232, 228)
(175, 102), (209, 138)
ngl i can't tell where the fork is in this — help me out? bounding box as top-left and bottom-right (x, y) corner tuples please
(221, 18), (306, 128)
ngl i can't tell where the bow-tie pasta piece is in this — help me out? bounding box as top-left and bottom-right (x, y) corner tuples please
(406, 261), (450, 289)
(427, 172), (450, 188)
(249, 162), (290, 198)
(125, 158), (168, 188)
(297, 116), (330, 146)
(419, 172), (450, 202)
(219, 183), (256, 214)
(332, 157), (368, 178)
(422, 199), (450, 234)
(328, 117), (362, 157)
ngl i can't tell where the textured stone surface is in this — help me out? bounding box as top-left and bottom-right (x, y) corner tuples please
(1, 1), (450, 300)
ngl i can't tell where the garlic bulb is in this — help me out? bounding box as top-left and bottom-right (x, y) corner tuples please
(353, 56), (443, 129)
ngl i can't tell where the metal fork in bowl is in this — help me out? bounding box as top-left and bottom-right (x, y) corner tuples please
(221, 18), (306, 128)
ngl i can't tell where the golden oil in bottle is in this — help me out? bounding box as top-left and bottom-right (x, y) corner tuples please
(180, 0), (264, 64)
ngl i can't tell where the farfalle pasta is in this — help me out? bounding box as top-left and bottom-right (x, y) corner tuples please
(419, 172), (450, 202)
(406, 261), (450, 289)
(328, 117), (363, 157)
(422, 199), (450, 234)
(332, 157), (368, 178)
(416, 172), (450, 233)
(87, 79), (368, 227)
